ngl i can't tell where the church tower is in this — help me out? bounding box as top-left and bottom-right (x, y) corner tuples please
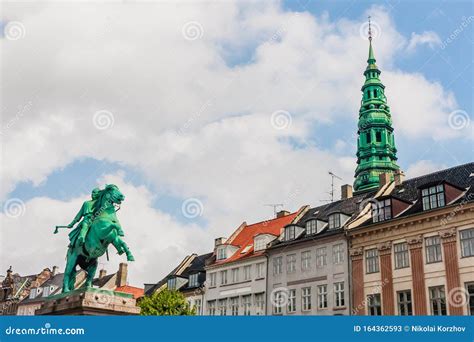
(354, 20), (400, 193)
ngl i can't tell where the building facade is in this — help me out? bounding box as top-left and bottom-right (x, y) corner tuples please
(204, 208), (306, 315)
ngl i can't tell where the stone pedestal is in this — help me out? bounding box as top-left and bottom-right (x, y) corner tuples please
(36, 287), (140, 315)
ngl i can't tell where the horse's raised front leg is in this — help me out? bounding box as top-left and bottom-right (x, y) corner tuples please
(112, 236), (135, 262)
(62, 249), (77, 293)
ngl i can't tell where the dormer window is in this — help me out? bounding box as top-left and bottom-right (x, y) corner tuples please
(306, 220), (317, 235)
(29, 288), (37, 299)
(167, 277), (177, 290)
(422, 185), (445, 211)
(217, 247), (226, 260)
(284, 226), (296, 241)
(328, 214), (341, 229)
(372, 199), (392, 223)
(254, 238), (266, 251)
(189, 273), (199, 287)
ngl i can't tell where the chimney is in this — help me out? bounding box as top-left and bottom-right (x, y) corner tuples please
(99, 269), (107, 279)
(379, 173), (391, 187)
(341, 184), (353, 200)
(214, 237), (226, 247)
(116, 263), (128, 287)
(52, 266), (59, 276)
(276, 210), (290, 218)
(394, 170), (405, 186)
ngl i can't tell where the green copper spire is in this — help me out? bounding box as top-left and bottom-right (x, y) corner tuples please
(354, 20), (399, 193)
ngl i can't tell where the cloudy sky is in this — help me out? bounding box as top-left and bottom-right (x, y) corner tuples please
(1, 0), (472, 287)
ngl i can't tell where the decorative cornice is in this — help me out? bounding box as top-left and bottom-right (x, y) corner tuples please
(440, 228), (457, 243)
(377, 241), (392, 255)
(350, 248), (364, 260)
(407, 235), (423, 249)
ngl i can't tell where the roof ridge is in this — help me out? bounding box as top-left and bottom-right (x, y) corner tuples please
(404, 162), (474, 183)
(244, 211), (297, 227)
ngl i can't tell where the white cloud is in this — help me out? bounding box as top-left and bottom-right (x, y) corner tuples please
(406, 31), (442, 52)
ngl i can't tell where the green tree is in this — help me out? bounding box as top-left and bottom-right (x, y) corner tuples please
(139, 288), (196, 316)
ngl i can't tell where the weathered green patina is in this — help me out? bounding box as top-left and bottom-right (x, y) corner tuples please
(56, 184), (134, 293)
(354, 31), (399, 193)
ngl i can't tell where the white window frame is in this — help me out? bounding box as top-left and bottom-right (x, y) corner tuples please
(460, 228), (474, 258)
(256, 262), (265, 278)
(286, 254), (296, 273)
(425, 236), (442, 263)
(273, 256), (283, 275)
(306, 220), (317, 235)
(220, 270), (228, 285)
(328, 214), (341, 229)
(301, 250), (311, 270)
(333, 244), (344, 264)
(243, 265), (251, 281)
(189, 273), (199, 287)
(334, 282), (345, 307)
(317, 284), (328, 309)
(231, 268), (239, 283)
(316, 247), (327, 267)
(302, 287), (312, 311)
(394, 242), (409, 269)
(288, 289), (296, 313)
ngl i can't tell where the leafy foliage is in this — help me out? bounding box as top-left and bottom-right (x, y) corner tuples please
(139, 288), (196, 316)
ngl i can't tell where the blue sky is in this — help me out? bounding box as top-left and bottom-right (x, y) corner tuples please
(1, 0), (472, 282)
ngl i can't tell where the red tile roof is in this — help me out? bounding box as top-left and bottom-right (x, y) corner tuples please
(213, 211), (300, 265)
(115, 285), (144, 299)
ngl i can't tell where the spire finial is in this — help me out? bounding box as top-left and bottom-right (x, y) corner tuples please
(368, 16), (372, 42)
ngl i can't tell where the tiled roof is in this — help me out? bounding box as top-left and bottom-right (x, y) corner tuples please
(115, 285), (144, 299)
(212, 211), (300, 265)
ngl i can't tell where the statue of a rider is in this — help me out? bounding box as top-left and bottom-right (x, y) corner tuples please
(67, 187), (100, 248)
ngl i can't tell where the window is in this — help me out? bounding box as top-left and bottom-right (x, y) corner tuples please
(255, 293), (265, 315)
(367, 294), (382, 315)
(242, 295), (251, 315)
(217, 247), (226, 260)
(460, 229), (474, 257)
(189, 273), (199, 287)
(231, 268), (239, 283)
(467, 283), (474, 315)
(220, 270), (228, 285)
(301, 251), (311, 270)
(218, 298), (227, 316)
(288, 289), (296, 313)
(42, 286), (51, 297)
(306, 220), (317, 235)
(375, 131), (382, 142)
(302, 287), (312, 311)
(328, 214), (341, 229)
(209, 273), (216, 287)
(333, 244), (344, 264)
(317, 285), (328, 309)
(194, 299), (202, 315)
(397, 290), (412, 316)
(230, 297), (239, 316)
(243, 265), (251, 281)
(256, 262), (265, 278)
(273, 257), (283, 275)
(316, 247), (327, 267)
(374, 89), (378, 98)
(422, 185), (445, 211)
(429, 286), (447, 316)
(284, 226), (296, 241)
(372, 199), (392, 222)
(167, 277), (176, 290)
(334, 282), (345, 307)
(366, 132), (371, 144)
(366, 249), (379, 273)
(287, 254), (296, 273)
(207, 300), (216, 315)
(273, 291), (283, 314)
(29, 288), (37, 299)
(394, 242), (409, 269)
(254, 237), (266, 251)
(425, 236), (442, 263)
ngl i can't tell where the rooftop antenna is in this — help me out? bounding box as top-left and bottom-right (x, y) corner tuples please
(328, 171), (342, 202)
(265, 204), (284, 217)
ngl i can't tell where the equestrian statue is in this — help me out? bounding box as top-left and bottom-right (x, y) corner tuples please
(55, 184), (134, 293)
